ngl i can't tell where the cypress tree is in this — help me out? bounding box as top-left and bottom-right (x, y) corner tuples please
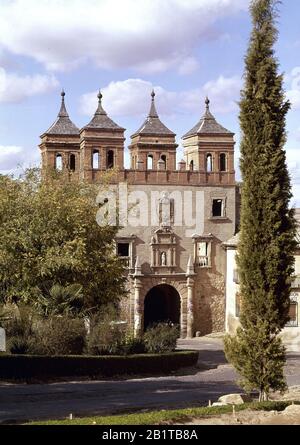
(224, 0), (297, 402)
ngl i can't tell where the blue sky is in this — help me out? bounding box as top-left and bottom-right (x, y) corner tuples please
(0, 0), (299, 205)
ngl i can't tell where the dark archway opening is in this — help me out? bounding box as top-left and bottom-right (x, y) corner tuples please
(70, 154), (76, 171)
(107, 150), (114, 169)
(219, 153), (227, 172)
(144, 284), (180, 331)
(161, 155), (167, 169)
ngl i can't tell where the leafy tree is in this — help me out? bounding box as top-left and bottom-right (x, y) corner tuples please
(0, 169), (127, 313)
(224, 0), (297, 401)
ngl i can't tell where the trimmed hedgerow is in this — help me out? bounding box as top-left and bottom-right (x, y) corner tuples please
(0, 351), (198, 382)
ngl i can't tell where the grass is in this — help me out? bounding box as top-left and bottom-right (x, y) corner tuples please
(28, 401), (299, 425)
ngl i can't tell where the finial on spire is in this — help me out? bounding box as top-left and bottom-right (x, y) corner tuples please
(148, 89), (158, 118)
(58, 89), (68, 117)
(205, 96), (210, 110)
(94, 89), (106, 116)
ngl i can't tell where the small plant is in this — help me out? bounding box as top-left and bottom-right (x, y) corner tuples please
(33, 316), (86, 355)
(144, 323), (179, 354)
(86, 304), (126, 355)
(4, 305), (38, 354)
(117, 334), (145, 356)
(7, 336), (35, 355)
(3, 305), (35, 338)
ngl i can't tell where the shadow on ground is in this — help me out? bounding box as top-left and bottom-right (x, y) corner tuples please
(0, 377), (240, 424)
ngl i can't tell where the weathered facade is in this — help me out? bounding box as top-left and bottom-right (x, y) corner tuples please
(39, 89), (299, 340)
(224, 212), (300, 349)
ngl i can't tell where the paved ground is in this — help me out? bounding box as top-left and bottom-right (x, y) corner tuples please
(0, 337), (300, 424)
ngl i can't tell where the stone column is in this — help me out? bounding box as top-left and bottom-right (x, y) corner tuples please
(180, 296), (186, 339)
(134, 278), (143, 337)
(186, 277), (195, 338)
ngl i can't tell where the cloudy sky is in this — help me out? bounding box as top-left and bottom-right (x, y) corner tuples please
(0, 0), (299, 205)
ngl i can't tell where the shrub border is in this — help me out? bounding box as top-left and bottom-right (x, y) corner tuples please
(0, 351), (198, 382)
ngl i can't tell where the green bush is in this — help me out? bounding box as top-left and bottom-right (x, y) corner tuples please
(3, 305), (35, 338)
(117, 334), (145, 356)
(7, 336), (35, 355)
(86, 322), (123, 355)
(86, 304), (127, 355)
(144, 323), (179, 354)
(3, 306), (37, 354)
(0, 351), (199, 382)
(33, 317), (86, 356)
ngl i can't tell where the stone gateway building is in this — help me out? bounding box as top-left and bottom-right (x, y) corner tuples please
(39, 90), (300, 342)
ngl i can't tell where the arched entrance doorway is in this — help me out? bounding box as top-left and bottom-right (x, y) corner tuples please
(144, 284), (180, 331)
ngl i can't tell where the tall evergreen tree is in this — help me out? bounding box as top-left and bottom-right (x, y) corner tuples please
(224, 0), (297, 401)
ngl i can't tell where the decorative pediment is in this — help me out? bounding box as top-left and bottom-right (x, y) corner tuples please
(150, 227), (177, 271)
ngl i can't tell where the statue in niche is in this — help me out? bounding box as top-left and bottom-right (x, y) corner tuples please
(159, 192), (171, 227)
(161, 251), (167, 266)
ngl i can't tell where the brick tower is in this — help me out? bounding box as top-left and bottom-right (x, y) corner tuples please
(79, 91), (125, 181)
(129, 90), (178, 171)
(39, 90), (80, 176)
(182, 97), (235, 185)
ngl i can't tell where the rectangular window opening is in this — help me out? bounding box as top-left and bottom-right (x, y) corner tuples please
(197, 241), (210, 267)
(117, 243), (129, 257)
(212, 199), (224, 217)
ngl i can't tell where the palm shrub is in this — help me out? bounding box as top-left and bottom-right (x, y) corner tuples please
(33, 283), (84, 317)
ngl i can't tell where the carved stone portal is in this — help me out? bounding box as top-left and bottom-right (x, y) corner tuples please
(150, 227), (177, 272)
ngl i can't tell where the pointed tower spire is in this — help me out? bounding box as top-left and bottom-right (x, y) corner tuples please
(182, 96), (233, 138)
(58, 89), (68, 117)
(95, 90), (107, 116)
(41, 90), (79, 136)
(131, 89), (175, 137)
(149, 89), (158, 118)
(84, 90), (124, 130)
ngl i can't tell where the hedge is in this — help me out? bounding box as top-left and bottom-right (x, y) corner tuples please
(0, 351), (198, 382)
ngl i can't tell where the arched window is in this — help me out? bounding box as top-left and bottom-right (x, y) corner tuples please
(220, 153), (227, 172)
(107, 150), (114, 169)
(55, 154), (63, 171)
(161, 155), (167, 170)
(190, 160), (194, 171)
(206, 154), (213, 172)
(147, 154), (153, 170)
(69, 154), (76, 171)
(92, 150), (100, 169)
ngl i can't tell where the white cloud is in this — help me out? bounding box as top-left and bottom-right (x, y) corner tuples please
(182, 75), (242, 113)
(178, 57), (200, 76)
(0, 67), (59, 103)
(80, 75), (242, 118)
(0, 145), (25, 171)
(0, 0), (248, 73)
(286, 67), (300, 110)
